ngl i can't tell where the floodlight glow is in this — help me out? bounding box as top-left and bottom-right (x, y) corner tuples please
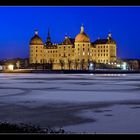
(8, 65), (14, 71)
(90, 63), (93, 67)
(122, 62), (127, 70)
(0, 66), (2, 70)
(117, 64), (121, 67)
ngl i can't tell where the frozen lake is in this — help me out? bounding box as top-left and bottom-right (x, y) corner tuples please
(0, 73), (140, 133)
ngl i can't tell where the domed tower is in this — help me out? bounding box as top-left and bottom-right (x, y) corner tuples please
(29, 30), (44, 64)
(74, 25), (90, 70)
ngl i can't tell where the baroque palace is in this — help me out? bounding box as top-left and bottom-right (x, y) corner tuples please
(29, 25), (117, 70)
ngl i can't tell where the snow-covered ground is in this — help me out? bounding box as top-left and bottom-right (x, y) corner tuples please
(0, 73), (140, 133)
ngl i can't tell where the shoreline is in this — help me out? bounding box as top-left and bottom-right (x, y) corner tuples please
(1, 69), (140, 74)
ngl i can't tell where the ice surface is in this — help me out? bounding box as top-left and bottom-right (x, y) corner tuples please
(64, 105), (140, 133)
(0, 73), (140, 133)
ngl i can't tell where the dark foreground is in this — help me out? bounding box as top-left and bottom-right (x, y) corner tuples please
(0, 122), (65, 133)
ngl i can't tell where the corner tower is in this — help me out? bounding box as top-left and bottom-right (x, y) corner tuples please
(29, 30), (44, 64)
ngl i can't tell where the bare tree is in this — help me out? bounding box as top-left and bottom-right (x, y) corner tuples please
(49, 58), (54, 70)
(93, 60), (96, 70)
(16, 61), (20, 69)
(88, 59), (90, 70)
(59, 59), (65, 70)
(74, 59), (79, 70)
(67, 59), (72, 70)
(81, 59), (85, 70)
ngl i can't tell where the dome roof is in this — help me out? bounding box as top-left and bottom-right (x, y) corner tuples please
(75, 25), (90, 43)
(30, 30), (44, 45)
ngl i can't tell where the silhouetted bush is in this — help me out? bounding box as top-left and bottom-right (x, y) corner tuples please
(0, 122), (65, 133)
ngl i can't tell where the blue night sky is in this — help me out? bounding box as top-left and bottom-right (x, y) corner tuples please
(0, 6), (140, 60)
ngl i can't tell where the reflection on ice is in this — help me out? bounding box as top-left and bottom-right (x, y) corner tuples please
(95, 74), (126, 77)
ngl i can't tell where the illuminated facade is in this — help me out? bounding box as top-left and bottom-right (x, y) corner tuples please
(29, 25), (117, 70)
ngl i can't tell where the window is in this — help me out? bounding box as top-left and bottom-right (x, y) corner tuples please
(83, 48), (85, 51)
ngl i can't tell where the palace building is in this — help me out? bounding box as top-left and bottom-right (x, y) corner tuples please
(29, 25), (117, 70)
